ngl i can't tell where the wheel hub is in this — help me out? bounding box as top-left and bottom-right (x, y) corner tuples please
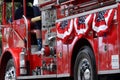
(79, 59), (91, 80)
(84, 69), (90, 79)
(5, 67), (16, 80)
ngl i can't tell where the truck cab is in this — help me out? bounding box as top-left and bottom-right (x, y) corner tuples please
(0, 0), (57, 79)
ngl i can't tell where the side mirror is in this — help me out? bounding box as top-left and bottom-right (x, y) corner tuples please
(0, 1), (3, 6)
(116, 0), (120, 2)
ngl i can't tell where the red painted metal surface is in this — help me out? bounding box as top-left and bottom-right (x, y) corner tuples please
(0, 0), (120, 79)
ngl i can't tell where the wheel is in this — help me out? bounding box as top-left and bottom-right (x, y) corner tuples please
(74, 46), (97, 80)
(5, 59), (16, 80)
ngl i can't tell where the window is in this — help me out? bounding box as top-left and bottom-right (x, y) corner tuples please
(6, 2), (12, 23)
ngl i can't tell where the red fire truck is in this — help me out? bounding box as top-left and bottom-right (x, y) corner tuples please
(0, 0), (120, 80)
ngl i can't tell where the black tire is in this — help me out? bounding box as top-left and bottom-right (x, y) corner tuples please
(74, 46), (97, 80)
(5, 59), (16, 80)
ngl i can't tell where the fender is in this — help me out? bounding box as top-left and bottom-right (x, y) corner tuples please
(69, 36), (98, 76)
(0, 48), (23, 76)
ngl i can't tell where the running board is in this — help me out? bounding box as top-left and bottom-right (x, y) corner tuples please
(17, 74), (57, 80)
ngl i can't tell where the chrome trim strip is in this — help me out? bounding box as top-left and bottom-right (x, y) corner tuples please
(57, 73), (70, 78)
(56, 4), (118, 22)
(98, 70), (120, 75)
(17, 73), (70, 79)
(23, 15), (28, 51)
(17, 74), (57, 79)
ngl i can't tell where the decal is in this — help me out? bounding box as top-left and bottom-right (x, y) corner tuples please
(92, 9), (115, 36)
(74, 14), (93, 38)
(111, 55), (119, 69)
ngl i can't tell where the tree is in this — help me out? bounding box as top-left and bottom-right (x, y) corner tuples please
(0, 1), (12, 24)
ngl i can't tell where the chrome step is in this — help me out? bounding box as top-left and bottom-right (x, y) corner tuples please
(17, 74), (57, 80)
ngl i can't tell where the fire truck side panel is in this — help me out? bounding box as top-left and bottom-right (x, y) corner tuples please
(107, 19), (119, 70)
(62, 44), (69, 73)
(29, 54), (42, 74)
(56, 40), (63, 74)
(56, 40), (70, 75)
(56, 3), (120, 76)
(98, 17), (118, 71)
(91, 36), (99, 72)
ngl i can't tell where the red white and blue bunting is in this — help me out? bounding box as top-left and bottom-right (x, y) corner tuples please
(56, 9), (115, 43)
(92, 9), (115, 36)
(74, 14), (93, 37)
(57, 19), (74, 43)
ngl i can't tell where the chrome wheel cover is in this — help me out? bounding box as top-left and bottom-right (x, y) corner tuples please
(5, 66), (16, 80)
(78, 58), (91, 80)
